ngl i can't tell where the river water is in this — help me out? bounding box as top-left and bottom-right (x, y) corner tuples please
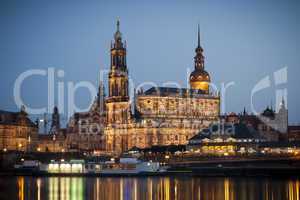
(0, 176), (299, 200)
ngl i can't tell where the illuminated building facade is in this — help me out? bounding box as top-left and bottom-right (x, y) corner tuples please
(0, 106), (38, 151)
(103, 21), (220, 154)
(66, 83), (106, 151)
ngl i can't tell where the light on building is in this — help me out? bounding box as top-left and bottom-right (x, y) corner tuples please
(61, 149), (65, 152)
(61, 159), (65, 162)
(165, 155), (170, 159)
(18, 143), (22, 148)
(21, 158), (25, 162)
(3, 148), (7, 152)
(110, 158), (115, 162)
(37, 147), (41, 152)
(224, 152), (229, 156)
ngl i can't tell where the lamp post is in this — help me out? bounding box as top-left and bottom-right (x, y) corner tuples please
(52, 134), (56, 152)
(27, 135), (31, 153)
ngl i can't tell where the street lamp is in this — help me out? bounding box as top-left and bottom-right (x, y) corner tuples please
(52, 134), (56, 152)
(27, 135), (31, 152)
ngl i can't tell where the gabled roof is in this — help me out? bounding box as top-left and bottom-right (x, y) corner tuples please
(0, 110), (37, 127)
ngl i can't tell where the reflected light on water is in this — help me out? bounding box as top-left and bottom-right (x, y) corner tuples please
(17, 176), (24, 200)
(11, 176), (300, 200)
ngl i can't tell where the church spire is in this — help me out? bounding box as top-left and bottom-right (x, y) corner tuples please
(117, 19), (120, 32)
(114, 19), (122, 43)
(194, 25), (204, 70)
(189, 25), (211, 93)
(197, 24), (200, 48)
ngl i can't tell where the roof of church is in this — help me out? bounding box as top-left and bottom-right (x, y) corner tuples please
(142, 87), (211, 97)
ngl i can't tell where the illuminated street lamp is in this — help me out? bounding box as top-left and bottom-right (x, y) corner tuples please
(27, 135), (31, 152)
(18, 143), (22, 151)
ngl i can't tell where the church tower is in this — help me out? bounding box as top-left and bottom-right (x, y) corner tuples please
(106, 20), (131, 125)
(189, 26), (211, 93)
(50, 106), (60, 134)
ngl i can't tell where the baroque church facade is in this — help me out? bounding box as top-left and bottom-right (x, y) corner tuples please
(68, 21), (220, 154)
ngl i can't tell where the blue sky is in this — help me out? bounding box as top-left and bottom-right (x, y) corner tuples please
(0, 0), (299, 124)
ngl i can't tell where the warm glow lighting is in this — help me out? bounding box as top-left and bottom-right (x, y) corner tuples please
(21, 158), (24, 162)
(48, 163), (59, 172)
(224, 152), (229, 156)
(71, 163), (83, 173)
(61, 159), (65, 162)
(165, 155), (170, 159)
(60, 163), (71, 172)
(37, 147), (41, 152)
(110, 158), (115, 162)
(61, 149), (65, 152)
(18, 143), (22, 148)
(3, 148), (7, 152)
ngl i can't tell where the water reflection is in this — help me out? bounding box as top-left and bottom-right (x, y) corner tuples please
(1, 176), (299, 200)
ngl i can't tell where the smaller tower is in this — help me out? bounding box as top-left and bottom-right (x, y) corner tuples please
(189, 25), (211, 93)
(50, 106), (60, 134)
(98, 81), (106, 115)
(277, 97), (288, 133)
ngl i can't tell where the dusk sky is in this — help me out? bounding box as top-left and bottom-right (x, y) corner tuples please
(0, 0), (299, 125)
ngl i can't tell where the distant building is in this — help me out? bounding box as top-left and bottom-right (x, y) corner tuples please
(0, 106), (38, 151)
(222, 99), (288, 142)
(187, 123), (265, 155)
(36, 107), (67, 152)
(288, 125), (300, 141)
(37, 131), (66, 152)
